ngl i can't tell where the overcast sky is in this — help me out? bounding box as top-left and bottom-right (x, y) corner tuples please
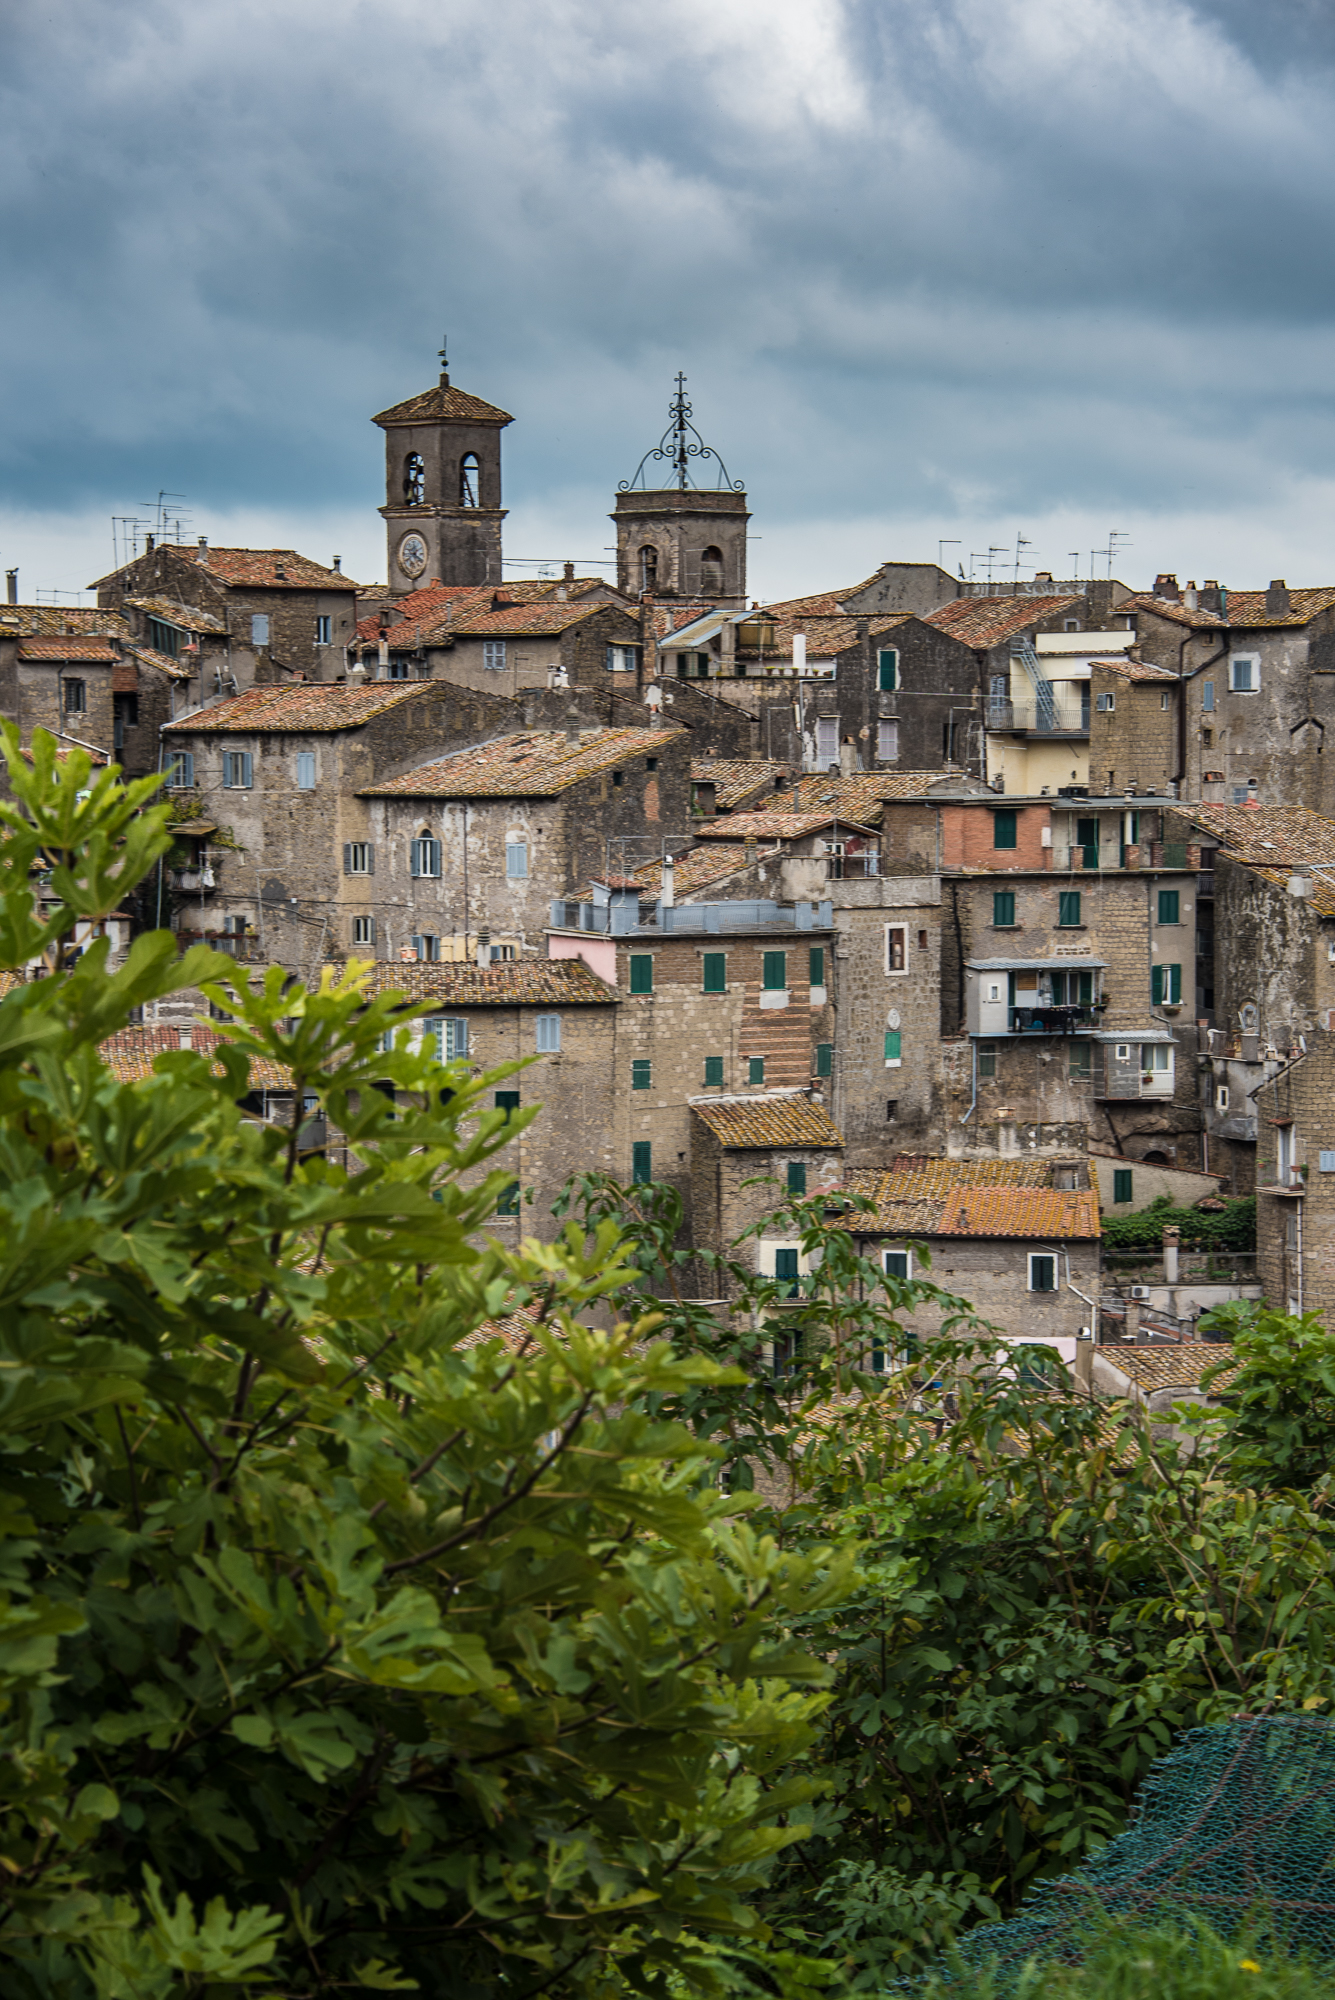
(5, 0), (1335, 604)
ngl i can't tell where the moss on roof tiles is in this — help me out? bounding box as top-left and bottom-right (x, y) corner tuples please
(1176, 802), (1335, 864)
(353, 959), (615, 1005)
(690, 1091), (844, 1149)
(360, 727), (683, 798)
(936, 1186), (1100, 1239)
(164, 684), (429, 734)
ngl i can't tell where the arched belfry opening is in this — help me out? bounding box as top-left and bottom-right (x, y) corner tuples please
(374, 338), (513, 594)
(611, 374), (749, 605)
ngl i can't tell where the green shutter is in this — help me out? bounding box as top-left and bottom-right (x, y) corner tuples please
(702, 951), (726, 992)
(704, 1055), (724, 1086)
(496, 1181), (521, 1215)
(787, 1162), (807, 1195)
(631, 1141), (652, 1185)
(1152, 965), (1165, 1005)
(494, 1090), (520, 1121)
(1113, 1168), (1134, 1204)
(762, 950), (787, 991)
(1158, 889), (1180, 924)
(629, 953), (653, 993)
(878, 648), (898, 691)
(1168, 964), (1182, 1002)
(993, 890), (1015, 926)
(884, 1030), (902, 1062)
(1153, 964), (1182, 1004)
(748, 1056), (765, 1085)
(631, 1059), (651, 1090)
(809, 946), (824, 986)
(1030, 1255), (1056, 1293)
(1058, 890), (1081, 927)
(993, 809), (1018, 849)
(815, 1042), (832, 1078)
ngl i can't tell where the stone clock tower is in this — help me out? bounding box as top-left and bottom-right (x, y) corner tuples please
(373, 348), (512, 595)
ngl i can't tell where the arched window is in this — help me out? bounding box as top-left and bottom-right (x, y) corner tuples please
(638, 544), (658, 593)
(700, 545), (724, 594)
(459, 454), (480, 507)
(403, 453), (425, 505)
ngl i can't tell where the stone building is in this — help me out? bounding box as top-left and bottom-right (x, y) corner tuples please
(0, 610), (193, 782)
(373, 361), (512, 595)
(356, 589), (646, 698)
(1087, 655), (1182, 796)
(613, 379), (749, 605)
(690, 1091), (846, 1274)
(93, 543), (360, 689)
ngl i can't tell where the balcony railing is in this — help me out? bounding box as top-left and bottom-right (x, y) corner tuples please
(988, 692), (1089, 735)
(1009, 1005), (1098, 1034)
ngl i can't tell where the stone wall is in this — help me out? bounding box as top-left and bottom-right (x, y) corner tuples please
(1088, 667), (1178, 794)
(829, 877), (945, 1163)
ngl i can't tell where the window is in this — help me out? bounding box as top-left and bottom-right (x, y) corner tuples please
(1049, 969), (1094, 1006)
(978, 1044), (997, 1078)
(409, 933), (439, 962)
(700, 546), (724, 594)
(631, 1058), (651, 1089)
(344, 842), (373, 875)
(1058, 890), (1082, 927)
(774, 1247), (800, 1299)
(483, 640), (507, 672)
(993, 808), (1017, 850)
(315, 616), (331, 646)
(702, 952), (726, 993)
(884, 1248), (911, 1282)
(1095, 691), (1115, 712)
(809, 946), (825, 987)
(1113, 1168), (1134, 1204)
(885, 1099), (898, 1120)
(494, 1088), (519, 1119)
(62, 679), (86, 715)
(748, 1056), (765, 1085)
(384, 657), (411, 681)
(459, 453), (480, 507)
(815, 1042), (832, 1078)
(536, 1014), (561, 1053)
(1202, 680), (1215, 712)
(403, 452), (425, 504)
(612, 770), (623, 787)
(352, 915), (375, 945)
(1230, 656), (1258, 692)
(1217, 1084), (1230, 1113)
(704, 1055), (724, 1086)
(638, 545), (658, 593)
(426, 1018), (470, 1060)
(1158, 889), (1180, 924)
(296, 751), (316, 790)
(411, 835), (442, 878)
(166, 750), (194, 787)
(1028, 1253), (1057, 1293)
(631, 1140), (652, 1184)
(1069, 1042), (1091, 1079)
(884, 1030), (902, 1065)
(147, 616), (180, 656)
(223, 750), (253, 789)
(877, 720), (899, 760)
(816, 716), (839, 765)
(496, 1182), (521, 1216)
(993, 890), (1016, 927)
(878, 648), (899, 691)
(250, 615), (270, 646)
(886, 925), (907, 973)
(1320, 1150), (1335, 1173)
(1202, 728), (1213, 746)
(1152, 963), (1182, 1005)
(505, 840), (528, 879)
(490, 943), (516, 961)
(629, 953), (653, 994)
(606, 644), (638, 673)
(763, 950), (787, 991)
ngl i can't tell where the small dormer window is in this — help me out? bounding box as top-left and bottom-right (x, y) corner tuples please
(404, 453), (425, 505)
(460, 454), (480, 507)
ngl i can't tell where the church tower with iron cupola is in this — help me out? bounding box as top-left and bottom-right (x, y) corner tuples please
(373, 343), (512, 595)
(612, 375), (749, 606)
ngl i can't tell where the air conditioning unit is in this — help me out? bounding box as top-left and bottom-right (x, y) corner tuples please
(1130, 1285), (1150, 1300)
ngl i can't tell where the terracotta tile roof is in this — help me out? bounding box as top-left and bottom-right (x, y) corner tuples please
(743, 610), (862, 659)
(0, 605), (128, 639)
(924, 594), (1084, 649)
(359, 727), (682, 798)
(17, 636), (119, 662)
(449, 599), (610, 638)
(0, 970), (23, 1000)
(1173, 802), (1335, 865)
(690, 1090), (844, 1149)
(128, 644), (192, 681)
(164, 683), (429, 734)
(694, 808), (878, 841)
(1247, 863), (1335, 918)
(936, 1186), (1100, 1239)
(354, 582), (493, 648)
(149, 547), (356, 592)
(842, 1157), (1061, 1231)
(356, 580), (614, 652)
(350, 959), (614, 1006)
(373, 381), (514, 427)
(632, 843), (752, 897)
(1099, 1346), (1238, 1395)
(765, 575), (886, 618)
(691, 758), (794, 809)
(781, 772), (976, 819)
(1121, 587), (1335, 631)
(1093, 657), (1180, 683)
(99, 1022), (293, 1091)
(125, 594), (228, 634)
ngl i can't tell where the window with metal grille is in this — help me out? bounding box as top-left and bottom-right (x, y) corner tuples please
(748, 1057), (765, 1085)
(411, 835), (441, 878)
(762, 950), (787, 990)
(787, 1162), (807, 1195)
(483, 639), (507, 671)
(505, 840), (527, 879)
(631, 1059), (651, 1089)
(166, 750), (194, 787)
(878, 648), (898, 691)
(631, 1140), (652, 1184)
(993, 808), (1018, 849)
(1028, 1253), (1057, 1293)
(1058, 890), (1082, 927)
(629, 954), (653, 993)
(704, 1055), (724, 1086)
(223, 750), (253, 789)
(1158, 889), (1180, 924)
(352, 916), (375, 945)
(61, 678), (86, 714)
(702, 951), (726, 992)
(296, 751), (315, 790)
(1113, 1168), (1133, 1204)
(815, 1042), (832, 1077)
(809, 946), (824, 987)
(344, 842), (373, 875)
(993, 890), (1016, 926)
(978, 1045), (997, 1078)
(536, 1014), (561, 1053)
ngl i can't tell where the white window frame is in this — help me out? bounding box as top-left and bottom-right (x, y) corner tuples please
(816, 716), (839, 763)
(345, 841), (373, 876)
(483, 639), (507, 672)
(506, 840), (528, 880)
(427, 1017), (469, 1060)
(1215, 1084), (1229, 1113)
(1095, 692), (1115, 712)
(1230, 653), (1259, 693)
(410, 835), (442, 879)
(885, 923), (909, 976)
(606, 644), (638, 673)
(222, 750), (253, 790)
(315, 615), (331, 646)
(1028, 1251), (1058, 1294)
(295, 750), (316, 790)
(535, 1013), (561, 1053)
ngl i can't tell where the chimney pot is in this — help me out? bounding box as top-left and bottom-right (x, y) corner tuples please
(332, 555), (341, 573)
(1153, 573), (1180, 602)
(5, 569), (16, 606)
(1266, 578), (1292, 616)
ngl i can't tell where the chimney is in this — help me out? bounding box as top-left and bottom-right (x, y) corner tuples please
(332, 555), (342, 573)
(661, 853), (675, 909)
(1183, 581), (1198, 611)
(5, 569), (16, 605)
(1199, 580), (1222, 613)
(563, 561), (575, 583)
(475, 929), (490, 969)
(198, 536), (208, 553)
(1266, 578), (1291, 616)
(1153, 573), (1180, 603)
(146, 534), (155, 553)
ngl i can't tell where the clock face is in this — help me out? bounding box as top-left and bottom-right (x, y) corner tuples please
(398, 533), (428, 580)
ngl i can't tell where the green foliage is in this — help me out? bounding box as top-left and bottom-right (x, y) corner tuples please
(1101, 1196), (1255, 1253)
(0, 730), (856, 1999)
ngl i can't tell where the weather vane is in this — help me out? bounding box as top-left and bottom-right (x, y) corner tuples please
(620, 374), (743, 493)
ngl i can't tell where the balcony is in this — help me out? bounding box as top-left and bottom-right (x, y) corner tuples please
(988, 691), (1089, 736)
(1009, 1005), (1098, 1035)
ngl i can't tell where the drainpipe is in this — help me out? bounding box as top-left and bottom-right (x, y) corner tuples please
(960, 1036), (979, 1126)
(1297, 1194), (1305, 1315)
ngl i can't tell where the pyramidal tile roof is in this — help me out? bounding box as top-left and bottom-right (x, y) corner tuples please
(690, 1089), (844, 1149)
(373, 380), (514, 427)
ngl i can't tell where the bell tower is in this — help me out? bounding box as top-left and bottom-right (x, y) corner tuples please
(613, 375), (749, 605)
(374, 342), (512, 595)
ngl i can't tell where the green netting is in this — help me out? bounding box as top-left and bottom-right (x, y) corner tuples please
(900, 1717), (1335, 1989)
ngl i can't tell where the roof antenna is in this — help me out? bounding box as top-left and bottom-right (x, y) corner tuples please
(438, 335), (449, 389)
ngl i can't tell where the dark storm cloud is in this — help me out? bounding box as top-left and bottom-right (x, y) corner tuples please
(4, 0), (1335, 551)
